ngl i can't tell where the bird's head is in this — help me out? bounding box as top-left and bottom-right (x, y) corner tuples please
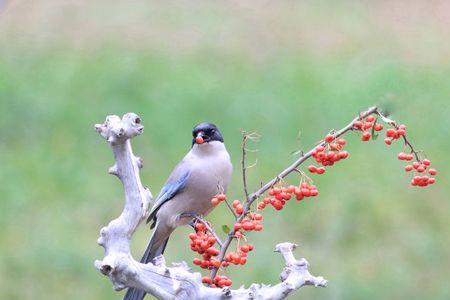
(192, 122), (224, 147)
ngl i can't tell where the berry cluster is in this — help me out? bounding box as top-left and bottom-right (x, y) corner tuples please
(403, 158), (437, 187)
(189, 223), (221, 270)
(257, 182), (318, 211)
(224, 243), (254, 266)
(308, 136), (349, 175)
(232, 199), (244, 214)
(384, 124), (406, 145)
(233, 212), (263, 232)
(201, 275), (232, 288)
(353, 115), (383, 141)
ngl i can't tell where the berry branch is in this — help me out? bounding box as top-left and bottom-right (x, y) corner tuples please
(199, 105), (437, 285)
(207, 106), (378, 280)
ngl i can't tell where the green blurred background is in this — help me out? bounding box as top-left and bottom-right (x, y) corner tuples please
(0, 1), (449, 299)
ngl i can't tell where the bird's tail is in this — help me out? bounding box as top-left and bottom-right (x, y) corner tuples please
(122, 223), (171, 300)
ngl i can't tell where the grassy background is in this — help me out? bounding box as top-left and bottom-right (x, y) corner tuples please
(0, 1), (449, 299)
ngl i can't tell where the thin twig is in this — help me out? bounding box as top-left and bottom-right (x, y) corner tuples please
(210, 106), (379, 280)
(241, 132), (250, 199)
(240, 131), (260, 200)
(224, 198), (238, 219)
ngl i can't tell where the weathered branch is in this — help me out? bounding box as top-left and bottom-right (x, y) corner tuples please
(94, 113), (326, 299)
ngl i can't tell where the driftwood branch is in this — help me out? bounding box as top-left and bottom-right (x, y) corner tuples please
(94, 113), (327, 299)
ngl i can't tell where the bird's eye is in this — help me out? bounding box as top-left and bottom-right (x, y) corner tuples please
(135, 117), (141, 124)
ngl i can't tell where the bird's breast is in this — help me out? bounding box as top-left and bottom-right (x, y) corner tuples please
(157, 144), (232, 228)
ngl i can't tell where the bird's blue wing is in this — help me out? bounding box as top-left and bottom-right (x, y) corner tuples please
(146, 169), (190, 224)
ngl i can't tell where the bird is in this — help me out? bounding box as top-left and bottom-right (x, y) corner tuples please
(123, 122), (233, 300)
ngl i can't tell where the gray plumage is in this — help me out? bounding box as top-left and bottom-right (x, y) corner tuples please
(124, 123), (232, 300)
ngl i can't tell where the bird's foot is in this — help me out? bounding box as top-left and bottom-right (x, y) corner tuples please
(179, 212), (203, 227)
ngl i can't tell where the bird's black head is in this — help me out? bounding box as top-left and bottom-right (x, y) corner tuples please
(192, 122), (224, 146)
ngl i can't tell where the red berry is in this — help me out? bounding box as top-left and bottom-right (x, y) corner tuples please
(301, 188), (311, 197)
(281, 192), (291, 200)
(428, 177), (436, 184)
(384, 138), (392, 145)
(195, 223), (205, 231)
(254, 213), (263, 220)
(337, 138), (346, 145)
(374, 123), (383, 131)
(364, 122), (373, 130)
(240, 245), (249, 252)
(361, 131), (371, 141)
(235, 204), (244, 214)
(316, 167), (325, 174)
(386, 128), (396, 137)
(202, 276), (211, 284)
(354, 121), (363, 129)
(316, 145), (325, 152)
(210, 198), (219, 205)
(254, 224), (263, 231)
(422, 159), (431, 166)
(211, 259), (221, 267)
(233, 223), (242, 230)
(325, 134), (334, 143)
(308, 165), (317, 173)
(242, 221), (254, 231)
(195, 136), (204, 144)
(273, 201), (283, 210)
(404, 165), (413, 172)
(216, 194), (226, 201)
(428, 168), (437, 175)
(285, 185), (295, 193)
(397, 152), (407, 160)
(232, 200), (240, 208)
(339, 151), (349, 159)
(365, 115), (375, 122)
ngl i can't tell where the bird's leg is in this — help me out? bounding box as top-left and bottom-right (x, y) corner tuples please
(180, 212), (223, 248)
